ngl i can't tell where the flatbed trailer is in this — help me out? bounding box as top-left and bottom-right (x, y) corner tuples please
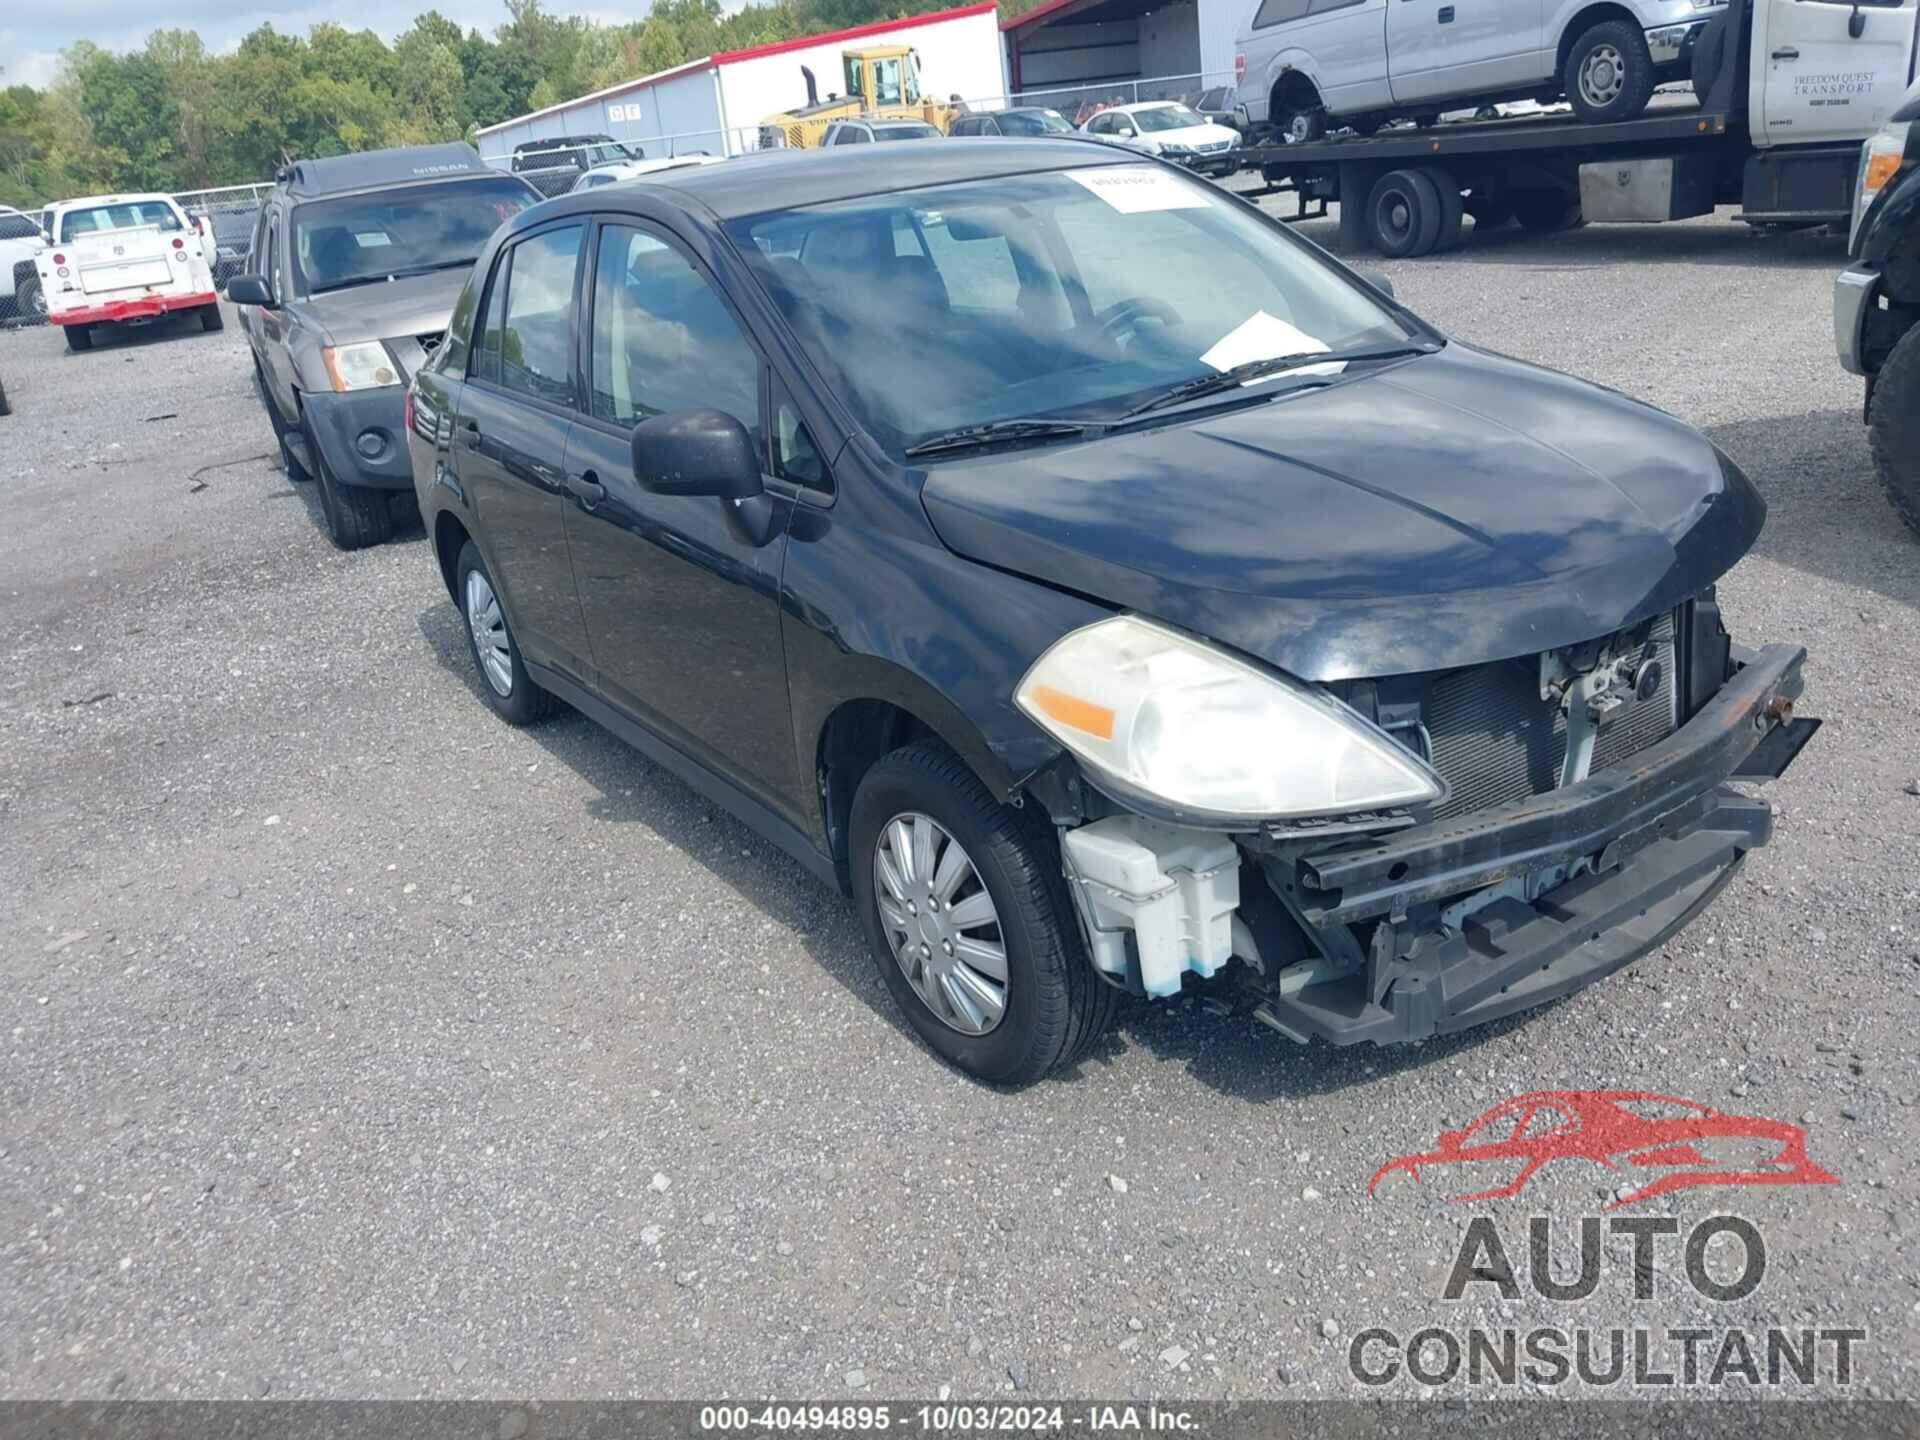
(1235, 0), (1918, 255)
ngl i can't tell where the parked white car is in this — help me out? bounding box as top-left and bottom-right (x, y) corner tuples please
(0, 205), (48, 322)
(36, 193), (221, 352)
(1235, 0), (1725, 140)
(569, 155), (727, 192)
(1079, 101), (1243, 176)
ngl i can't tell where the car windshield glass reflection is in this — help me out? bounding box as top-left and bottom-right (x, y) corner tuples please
(727, 167), (1417, 456)
(292, 177), (538, 296)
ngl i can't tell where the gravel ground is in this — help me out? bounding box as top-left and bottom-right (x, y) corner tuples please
(1, 206), (1917, 1405)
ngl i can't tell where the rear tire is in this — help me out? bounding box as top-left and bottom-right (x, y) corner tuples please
(1564, 20), (1656, 124)
(1422, 166), (1466, 252)
(1367, 168), (1445, 258)
(1868, 324), (1920, 538)
(0, 375), (10, 417)
(1270, 83), (1328, 144)
(850, 741), (1120, 1085)
(14, 273), (44, 321)
(454, 541), (561, 725)
(64, 324), (93, 352)
(307, 418), (393, 550)
(199, 303), (224, 332)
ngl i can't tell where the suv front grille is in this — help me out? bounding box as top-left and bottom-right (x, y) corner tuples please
(1423, 611), (1679, 821)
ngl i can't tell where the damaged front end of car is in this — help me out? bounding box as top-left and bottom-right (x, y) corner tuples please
(1024, 591), (1817, 1046)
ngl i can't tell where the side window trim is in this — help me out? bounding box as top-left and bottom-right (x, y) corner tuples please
(469, 248), (510, 384)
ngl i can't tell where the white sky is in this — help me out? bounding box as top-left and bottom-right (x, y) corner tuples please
(1, 0), (636, 91)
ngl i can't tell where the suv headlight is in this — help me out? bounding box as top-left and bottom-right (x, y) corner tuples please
(322, 341), (401, 392)
(1015, 615), (1446, 823)
(1853, 126), (1909, 245)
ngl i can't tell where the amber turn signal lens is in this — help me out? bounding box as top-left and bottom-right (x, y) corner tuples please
(1028, 685), (1116, 741)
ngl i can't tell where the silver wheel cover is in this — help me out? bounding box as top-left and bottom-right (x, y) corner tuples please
(873, 812), (1008, 1036)
(465, 569), (514, 698)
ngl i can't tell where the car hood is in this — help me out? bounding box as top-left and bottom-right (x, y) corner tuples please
(918, 343), (1765, 682)
(299, 267), (470, 347)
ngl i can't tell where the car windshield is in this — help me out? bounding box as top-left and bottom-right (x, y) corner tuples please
(291, 176), (537, 296)
(726, 165), (1419, 455)
(875, 125), (939, 141)
(1134, 105), (1206, 132)
(999, 110), (1073, 135)
(58, 201), (182, 242)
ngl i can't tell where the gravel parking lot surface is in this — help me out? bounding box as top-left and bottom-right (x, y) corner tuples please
(2, 206), (1916, 1404)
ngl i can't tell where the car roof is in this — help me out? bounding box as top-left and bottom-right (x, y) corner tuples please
(588, 138), (1132, 220)
(275, 143), (494, 199)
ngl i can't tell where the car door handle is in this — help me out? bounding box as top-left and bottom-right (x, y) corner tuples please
(566, 471), (606, 507)
(1771, 46), (1799, 59)
(458, 420), (481, 448)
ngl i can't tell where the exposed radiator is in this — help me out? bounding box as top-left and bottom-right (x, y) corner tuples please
(1424, 612), (1679, 821)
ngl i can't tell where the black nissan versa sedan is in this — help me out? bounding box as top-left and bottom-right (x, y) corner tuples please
(405, 139), (1817, 1084)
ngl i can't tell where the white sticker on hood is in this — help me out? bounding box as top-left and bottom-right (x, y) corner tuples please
(353, 232), (394, 248)
(1067, 165), (1213, 214)
(1201, 310), (1345, 377)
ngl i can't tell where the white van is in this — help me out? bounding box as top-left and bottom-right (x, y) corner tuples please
(1235, 0), (1728, 139)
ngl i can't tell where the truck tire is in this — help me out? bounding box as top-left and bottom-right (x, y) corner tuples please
(1868, 324), (1920, 538)
(307, 417), (393, 550)
(0, 375), (9, 417)
(1512, 188), (1583, 232)
(1270, 76), (1328, 144)
(849, 740), (1121, 1085)
(65, 324), (93, 352)
(1420, 167), (1466, 252)
(199, 303), (224, 333)
(14, 273), (44, 320)
(1466, 192), (1515, 231)
(1691, 12), (1729, 101)
(1367, 169), (1445, 258)
(1564, 20), (1657, 124)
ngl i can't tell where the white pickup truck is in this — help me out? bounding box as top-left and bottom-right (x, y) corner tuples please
(36, 193), (223, 352)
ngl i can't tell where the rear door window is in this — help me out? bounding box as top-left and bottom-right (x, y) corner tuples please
(498, 224), (583, 406)
(1251, 0), (1311, 24)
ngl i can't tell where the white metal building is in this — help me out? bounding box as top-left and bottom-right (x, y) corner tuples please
(1001, 0), (1250, 114)
(474, 2), (1008, 163)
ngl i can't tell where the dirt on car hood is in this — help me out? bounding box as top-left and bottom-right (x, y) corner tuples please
(918, 342), (1765, 682)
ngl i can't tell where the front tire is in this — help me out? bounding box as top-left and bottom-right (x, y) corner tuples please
(15, 274), (45, 321)
(455, 542), (561, 725)
(307, 417), (392, 550)
(850, 742), (1119, 1085)
(1691, 12), (1729, 102)
(1868, 325), (1920, 538)
(1564, 20), (1656, 124)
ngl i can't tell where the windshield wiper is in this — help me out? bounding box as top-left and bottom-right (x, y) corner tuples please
(1121, 344), (1438, 420)
(903, 418), (1102, 460)
(310, 258), (476, 294)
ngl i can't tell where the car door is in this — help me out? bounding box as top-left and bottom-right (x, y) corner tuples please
(453, 221), (597, 688)
(253, 208), (304, 418)
(1755, 0), (1919, 145)
(1389, 0), (1543, 102)
(560, 217), (801, 815)
(1303, 0), (1395, 111)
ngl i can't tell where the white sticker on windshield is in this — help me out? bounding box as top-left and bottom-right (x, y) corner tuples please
(1066, 165), (1212, 214)
(1201, 310), (1345, 378)
(353, 232), (394, 248)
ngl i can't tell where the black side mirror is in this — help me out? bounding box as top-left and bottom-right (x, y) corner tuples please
(227, 274), (276, 309)
(1361, 270), (1396, 300)
(632, 409), (764, 500)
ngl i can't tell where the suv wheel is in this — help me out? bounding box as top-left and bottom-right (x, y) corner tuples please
(306, 416), (393, 550)
(1868, 324), (1920, 537)
(455, 542), (560, 725)
(1564, 20), (1656, 124)
(849, 742), (1120, 1085)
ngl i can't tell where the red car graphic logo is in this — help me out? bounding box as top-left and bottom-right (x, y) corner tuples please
(1368, 1090), (1840, 1209)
